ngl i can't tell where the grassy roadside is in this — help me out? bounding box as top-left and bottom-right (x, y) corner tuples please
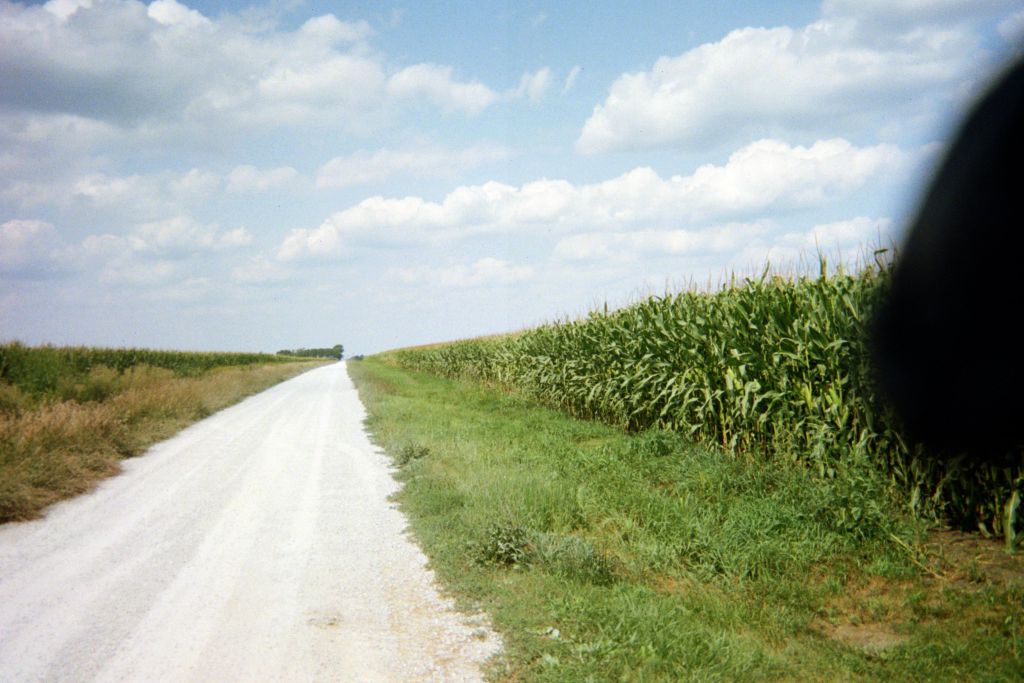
(349, 357), (1024, 682)
(0, 360), (325, 522)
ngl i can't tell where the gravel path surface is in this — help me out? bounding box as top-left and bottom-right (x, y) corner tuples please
(0, 362), (500, 682)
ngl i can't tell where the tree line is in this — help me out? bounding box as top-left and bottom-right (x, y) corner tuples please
(276, 344), (344, 360)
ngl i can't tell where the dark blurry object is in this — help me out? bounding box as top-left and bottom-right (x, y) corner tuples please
(872, 56), (1024, 458)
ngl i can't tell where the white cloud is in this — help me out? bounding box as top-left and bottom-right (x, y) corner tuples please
(147, 0), (210, 28)
(257, 56), (386, 107)
(0, 219), (63, 275)
(280, 138), (906, 261)
(391, 258), (534, 288)
(72, 173), (145, 206)
(0, 113), (116, 150)
(63, 215), (252, 290)
(577, 2), (1010, 153)
(4, 168), (225, 219)
(799, 216), (893, 248)
(132, 216), (220, 255)
(387, 64), (498, 115)
(225, 165), (298, 193)
(231, 256), (289, 284)
(679, 139), (901, 207)
(726, 216), (897, 273)
(563, 66), (582, 94)
(315, 143), (512, 188)
(277, 221), (346, 261)
(513, 68), (552, 103)
(43, 0), (92, 21)
(217, 227), (254, 248)
(0, 2), (498, 145)
(298, 14), (373, 44)
(553, 222), (772, 262)
(170, 168), (220, 197)
(81, 216), (251, 261)
(551, 215), (896, 291)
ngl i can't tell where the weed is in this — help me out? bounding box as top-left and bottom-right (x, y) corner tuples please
(532, 533), (616, 585)
(474, 522), (533, 567)
(395, 443), (431, 466)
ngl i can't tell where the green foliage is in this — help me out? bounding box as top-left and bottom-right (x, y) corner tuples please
(532, 533), (617, 586)
(395, 442), (431, 466)
(474, 522), (533, 567)
(0, 341), (293, 401)
(276, 344), (344, 359)
(380, 260), (1023, 541)
(348, 357), (1024, 682)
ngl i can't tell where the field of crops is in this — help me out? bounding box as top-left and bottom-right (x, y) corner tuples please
(0, 342), (292, 401)
(383, 260), (1023, 544)
(0, 342), (320, 522)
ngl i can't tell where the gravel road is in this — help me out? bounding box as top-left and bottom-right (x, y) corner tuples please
(0, 362), (499, 682)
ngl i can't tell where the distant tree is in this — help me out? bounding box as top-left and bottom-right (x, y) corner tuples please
(276, 344), (344, 360)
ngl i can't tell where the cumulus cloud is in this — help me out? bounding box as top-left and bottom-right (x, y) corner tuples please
(0, 219), (64, 276)
(147, 0), (209, 28)
(315, 143), (512, 188)
(797, 216), (893, 248)
(81, 216), (251, 261)
(577, 1), (1015, 153)
(4, 172), (154, 211)
(43, 0), (91, 21)
(170, 168), (220, 197)
(217, 227), (254, 248)
(132, 216), (252, 255)
(3, 168), (225, 220)
(63, 215), (252, 288)
(277, 217), (349, 261)
(553, 222), (773, 262)
(225, 165), (298, 193)
(280, 138), (906, 261)
(257, 56), (386, 109)
(387, 64), (498, 115)
(549, 215), (896, 292)
(391, 258), (534, 288)
(725, 216), (897, 273)
(298, 14), (373, 44)
(0, 1), (499, 143)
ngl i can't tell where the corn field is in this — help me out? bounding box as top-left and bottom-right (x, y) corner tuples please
(0, 343), (295, 399)
(383, 261), (1024, 541)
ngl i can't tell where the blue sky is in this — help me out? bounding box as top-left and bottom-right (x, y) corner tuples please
(1, 0), (1021, 354)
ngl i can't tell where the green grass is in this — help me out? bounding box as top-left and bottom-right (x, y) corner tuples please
(348, 357), (1024, 682)
(381, 262), (1024, 543)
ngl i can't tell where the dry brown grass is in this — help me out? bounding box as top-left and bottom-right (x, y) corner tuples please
(0, 361), (322, 523)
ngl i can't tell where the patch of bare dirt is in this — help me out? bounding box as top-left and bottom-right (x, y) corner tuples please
(812, 576), (915, 653)
(923, 529), (1024, 589)
(817, 620), (908, 653)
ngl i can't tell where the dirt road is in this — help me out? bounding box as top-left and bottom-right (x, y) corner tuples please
(0, 362), (499, 681)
